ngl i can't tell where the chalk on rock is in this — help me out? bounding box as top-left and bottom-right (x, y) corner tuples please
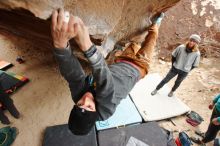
(64, 11), (70, 23)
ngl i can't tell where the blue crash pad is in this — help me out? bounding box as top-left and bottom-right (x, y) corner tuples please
(43, 124), (97, 146)
(96, 95), (142, 130)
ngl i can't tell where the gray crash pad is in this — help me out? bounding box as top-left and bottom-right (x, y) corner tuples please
(130, 73), (190, 121)
(43, 124), (97, 146)
(98, 122), (168, 146)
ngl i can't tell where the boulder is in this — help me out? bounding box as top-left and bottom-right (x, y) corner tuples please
(0, 0), (180, 53)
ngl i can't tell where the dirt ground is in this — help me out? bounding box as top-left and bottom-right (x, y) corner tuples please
(0, 34), (219, 146)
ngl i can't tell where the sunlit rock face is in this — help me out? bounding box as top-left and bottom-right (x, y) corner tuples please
(0, 0), (180, 54)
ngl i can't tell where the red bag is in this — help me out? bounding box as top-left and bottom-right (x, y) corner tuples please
(175, 137), (182, 146)
(186, 118), (200, 127)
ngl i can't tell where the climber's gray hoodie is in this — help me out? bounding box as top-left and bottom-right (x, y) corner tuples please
(53, 45), (140, 120)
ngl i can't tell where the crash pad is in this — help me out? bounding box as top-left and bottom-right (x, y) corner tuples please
(130, 73), (190, 121)
(96, 95), (142, 130)
(0, 70), (29, 94)
(43, 124), (97, 146)
(0, 60), (12, 70)
(98, 122), (168, 146)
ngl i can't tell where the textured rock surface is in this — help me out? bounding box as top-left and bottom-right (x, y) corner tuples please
(0, 0), (63, 19)
(0, 0), (180, 53)
(0, 0), (219, 59)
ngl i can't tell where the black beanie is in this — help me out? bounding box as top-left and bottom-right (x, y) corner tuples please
(68, 105), (98, 135)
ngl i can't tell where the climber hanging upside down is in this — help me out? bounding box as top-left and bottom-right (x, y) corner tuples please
(51, 8), (164, 135)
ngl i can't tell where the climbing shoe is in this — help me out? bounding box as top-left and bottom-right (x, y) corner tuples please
(153, 12), (165, 26)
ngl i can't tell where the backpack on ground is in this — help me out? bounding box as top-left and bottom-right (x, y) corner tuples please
(0, 126), (17, 146)
(179, 132), (192, 146)
(186, 111), (204, 126)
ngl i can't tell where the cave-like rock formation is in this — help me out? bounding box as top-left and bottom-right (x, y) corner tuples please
(0, 0), (180, 54)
